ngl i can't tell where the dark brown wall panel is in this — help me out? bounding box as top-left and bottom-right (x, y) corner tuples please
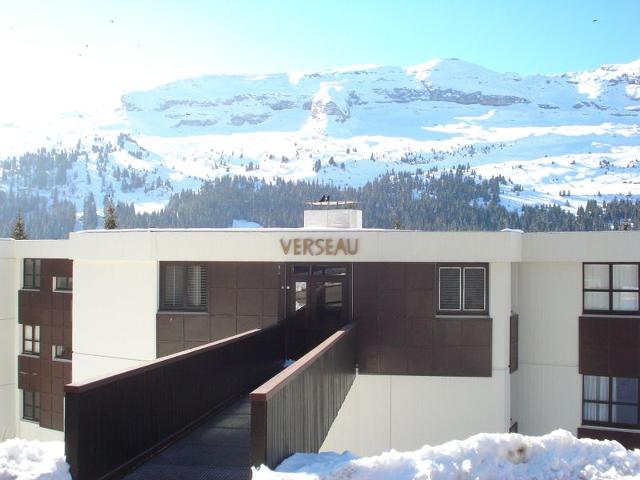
(353, 263), (492, 377)
(17, 258), (73, 432)
(237, 263), (263, 288)
(579, 316), (640, 377)
(211, 315), (238, 341)
(158, 315), (183, 341)
(183, 315), (210, 342)
(509, 313), (519, 373)
(157, 341), (183, 358)
(157, 262), (283, 358)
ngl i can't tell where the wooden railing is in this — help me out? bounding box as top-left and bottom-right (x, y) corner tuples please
(250, 323), (356, 469)
(65, 324), (285, 480)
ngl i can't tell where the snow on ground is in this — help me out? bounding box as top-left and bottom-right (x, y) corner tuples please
(253, 430), (640, 480)
(2, 430), (640, 479)
(0, 439), (69, 480)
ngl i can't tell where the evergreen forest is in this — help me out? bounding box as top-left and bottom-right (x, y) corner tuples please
(2, 166), (640, 238)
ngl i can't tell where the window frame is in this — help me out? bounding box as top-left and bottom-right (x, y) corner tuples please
(54, 276), (73, 292)
(583, 262), (640, 315)
(582, 375), (640, 429)
(22, 390), (40, 422)
(22, 324), (40, 355)
(52, 344), (71, 361)
(437, 263), (489, 316)
(23, 258), (41, 290)
(159, 262), (209, 312)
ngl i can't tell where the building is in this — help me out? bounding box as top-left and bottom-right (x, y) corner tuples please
(1, 203), (639, 461)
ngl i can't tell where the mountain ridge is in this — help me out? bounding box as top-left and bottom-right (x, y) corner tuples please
(117, 56), (640, 143)
(1, 57), (639, 232)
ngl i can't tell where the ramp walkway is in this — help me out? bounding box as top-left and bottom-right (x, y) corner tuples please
(124, 397), (251, 480)
(64, 323), (356, 480)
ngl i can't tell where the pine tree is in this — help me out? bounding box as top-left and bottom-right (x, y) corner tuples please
(12, 213), (28, 239)
(83, 193), (98, 230)
(104, 200), (118, 229)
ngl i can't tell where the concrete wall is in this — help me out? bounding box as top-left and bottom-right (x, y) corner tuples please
(16, 419), (63, 441)
(522, 231), (640, 262)
(303, 209), (363, 229)
(0, 240), (16, 440)
(509, 262), (520, 430)
(513, 262), (582, 436)
(321, 373), (509, 455)
(72, 260), (158, 382)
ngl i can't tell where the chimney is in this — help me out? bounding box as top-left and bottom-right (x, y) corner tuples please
(303, 200), (362, 229)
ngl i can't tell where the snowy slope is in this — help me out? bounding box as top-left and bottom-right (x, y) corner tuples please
(1, 58), (639, 218)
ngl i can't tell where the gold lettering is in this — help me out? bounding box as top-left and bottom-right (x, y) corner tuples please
(303, 238), (313, 256)
(282, 238), (359, 255)
(280, 239), (292, 254)
(325, 238), (335, 255)
(347, 239), (359, 255)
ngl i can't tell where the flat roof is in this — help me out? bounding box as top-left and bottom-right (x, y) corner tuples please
(3, 229), (639, 264)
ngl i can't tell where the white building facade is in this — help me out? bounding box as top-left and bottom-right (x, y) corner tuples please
(1, 215), (639, 451)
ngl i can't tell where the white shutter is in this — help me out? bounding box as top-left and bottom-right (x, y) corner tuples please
(463, 267), (486, 311)
(439, 267), (461, 311)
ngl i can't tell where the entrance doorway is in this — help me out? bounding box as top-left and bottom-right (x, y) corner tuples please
(286, 264), (350, 358)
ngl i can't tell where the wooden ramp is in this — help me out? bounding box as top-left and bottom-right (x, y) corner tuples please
(124, 397), (252, 480)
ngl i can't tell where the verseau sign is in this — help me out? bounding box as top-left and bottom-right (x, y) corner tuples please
(280, 238), (359, 256)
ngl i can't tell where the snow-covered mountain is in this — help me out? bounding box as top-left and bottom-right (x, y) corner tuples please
(1, 57), (640, 216)
(122, 58), (640, 137)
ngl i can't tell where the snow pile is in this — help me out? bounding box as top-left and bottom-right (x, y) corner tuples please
(0, 439), (70, 480)
(252, 430), (640, 480)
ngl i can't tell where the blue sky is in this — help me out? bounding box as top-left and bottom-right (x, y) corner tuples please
(0, 0), (638, 117)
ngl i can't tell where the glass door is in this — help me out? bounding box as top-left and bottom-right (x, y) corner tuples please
(286, 264), (349, 358)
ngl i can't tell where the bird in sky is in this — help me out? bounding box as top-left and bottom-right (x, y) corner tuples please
(592, 19), (598, 22)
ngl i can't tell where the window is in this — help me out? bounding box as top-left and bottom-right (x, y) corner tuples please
(23, 325), (40, 355)
(311, 265), (347, 276)
(160, 263), (208, 311)
(53, 345), (71, 361)
(583, 375), (639, 427)
(23, 390), (40, 422)
(23, 259), (41, 289)
(293, 264), (347, 276)
(54, 276), (73, 291)
(584, 263), (639, 313)
(438, 265), (487, 314)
